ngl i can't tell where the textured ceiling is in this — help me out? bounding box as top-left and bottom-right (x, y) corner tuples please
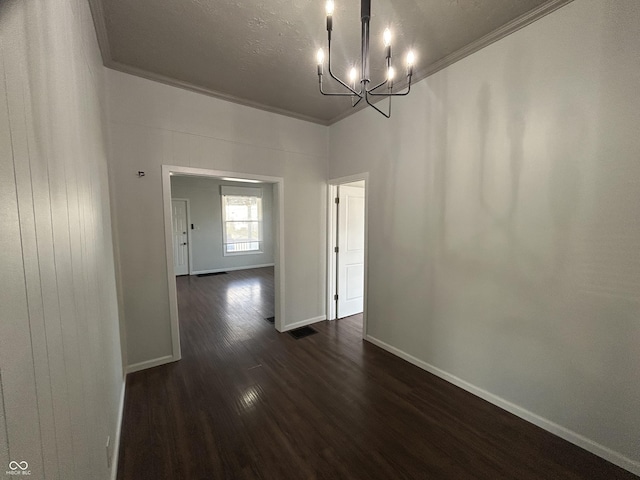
(94, 0), (563, 124)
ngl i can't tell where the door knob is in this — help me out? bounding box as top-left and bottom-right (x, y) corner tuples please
(182, 242), (187, 246)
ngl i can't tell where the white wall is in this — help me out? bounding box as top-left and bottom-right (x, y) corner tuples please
(170, 176), (275, 273)
(0, 1), (124, 479)
(107, 69), (328, 366)
(329, 0), (640, 474)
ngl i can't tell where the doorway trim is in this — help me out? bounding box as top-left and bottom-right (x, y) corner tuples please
(327, 172), (369, 339)
(162, 165), (286, 362)
(171, 197), (193, 275)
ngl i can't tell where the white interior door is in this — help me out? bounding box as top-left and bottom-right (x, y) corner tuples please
(172, 199), (189, 276)
(337, 184), (365, 318)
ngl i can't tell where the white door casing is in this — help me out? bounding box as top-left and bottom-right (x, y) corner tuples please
(337, 185), (365, 318)
(172, 199), (189, 275)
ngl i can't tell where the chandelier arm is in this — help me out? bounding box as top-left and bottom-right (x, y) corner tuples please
(327, 38), (363, 97)
(320, 83), (360, 96)
(367, 77), (389, 93)
(364, 90), (391, 118)
(367, 75), (412, 96)
(351, 95), (363, 108)
(319, 64), (359, 96)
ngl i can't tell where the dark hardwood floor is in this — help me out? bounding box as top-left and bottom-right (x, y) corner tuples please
(117, 267), (636, 479)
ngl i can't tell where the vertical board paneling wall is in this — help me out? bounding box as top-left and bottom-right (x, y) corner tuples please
(0, 1), (124, 479)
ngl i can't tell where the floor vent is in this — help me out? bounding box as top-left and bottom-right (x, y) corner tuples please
(196, 272), (228, 277)
(288, 326), (318, 339)
(265, 316), (275, 324)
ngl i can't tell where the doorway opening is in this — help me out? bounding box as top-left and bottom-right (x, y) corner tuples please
(162, 166), (286, 362)
(327, 174), (368, 337)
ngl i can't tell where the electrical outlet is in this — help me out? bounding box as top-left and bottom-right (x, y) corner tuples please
(106, 435), (112, 468)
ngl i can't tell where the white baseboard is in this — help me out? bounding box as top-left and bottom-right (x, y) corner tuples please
(365, 335), (640, 477)
(110, 379), (126, 480)
(191, 263), (274, 275)
(125, 354), (175, 374)
(281, 315), (326, 332)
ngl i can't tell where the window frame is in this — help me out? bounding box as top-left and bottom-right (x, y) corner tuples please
(221, 191), (264, 256)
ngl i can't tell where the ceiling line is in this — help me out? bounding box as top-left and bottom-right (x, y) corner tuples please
(87, 0), (112, 65)
(105, 60), (330, 126)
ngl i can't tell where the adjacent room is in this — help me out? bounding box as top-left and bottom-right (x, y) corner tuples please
(1, 0), (638, 479)
(168, 172), (280, 352)
(169, 175), (276, 277)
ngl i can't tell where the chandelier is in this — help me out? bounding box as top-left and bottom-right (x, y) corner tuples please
(316, 0), (415, 118)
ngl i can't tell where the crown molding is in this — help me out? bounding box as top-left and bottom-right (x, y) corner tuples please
(327, 0), (575, 125)
(104, 60), (330, 126)
(88, 0), (574, 127)
(86, 0), (329, 125)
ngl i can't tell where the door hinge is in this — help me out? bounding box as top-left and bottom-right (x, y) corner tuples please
(335, 197), (340, 204)
(334, 294), (338, 301)
(334, 246), (339, 253)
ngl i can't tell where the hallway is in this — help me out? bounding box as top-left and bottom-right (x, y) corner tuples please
(116, 268), (634, 479)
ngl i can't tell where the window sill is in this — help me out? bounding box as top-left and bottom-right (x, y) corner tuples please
(223, 250), (264, 257)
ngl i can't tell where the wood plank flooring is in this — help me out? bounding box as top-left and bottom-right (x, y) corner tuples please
(117, 267), (637, 479)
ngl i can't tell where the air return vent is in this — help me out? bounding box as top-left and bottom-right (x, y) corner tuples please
(288, 326), (318, 339)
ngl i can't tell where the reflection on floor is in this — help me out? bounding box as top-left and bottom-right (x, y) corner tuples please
(177, 266), (275, 352)
(117, 267), (634, 479)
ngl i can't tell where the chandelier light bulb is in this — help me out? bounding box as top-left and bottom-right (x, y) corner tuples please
(383, 28), (392, 47)
(349, 67), (358, 84)
(326, 0), (334, 16)
(317, 48), (325, 65)
(387, 66), (395, 81)
(406, 50), (415, 66)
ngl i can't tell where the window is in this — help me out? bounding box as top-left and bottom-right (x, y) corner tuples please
(221, 187), (263, 255)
